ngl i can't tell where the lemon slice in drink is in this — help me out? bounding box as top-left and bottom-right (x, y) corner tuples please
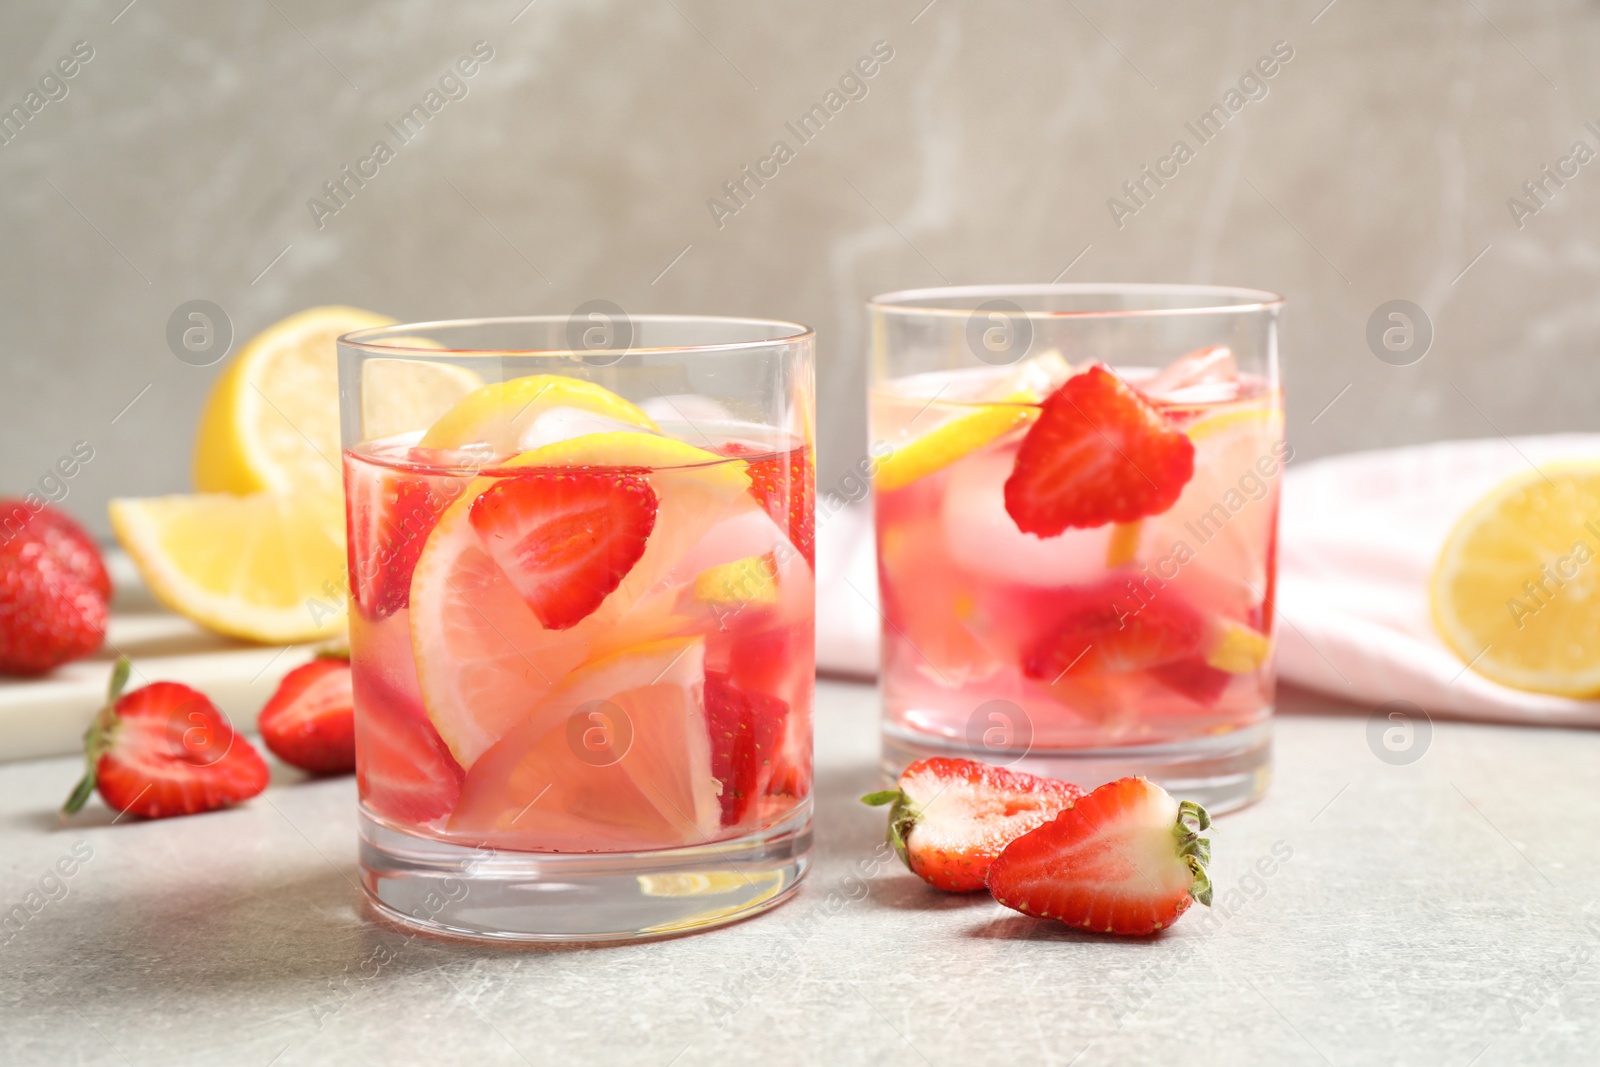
(874, 350), (1075, 493)
(876, 395), (1035, 493)
(419, 374), (658, 451)
(109, 492), (347, 643)
(1430, 462), (1600, 696)
(409, 431), (752, 768)
(448, 636), (722, 851)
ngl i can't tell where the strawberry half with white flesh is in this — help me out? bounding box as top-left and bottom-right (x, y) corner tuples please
(987, 776), (1212, 935)
(62, 658), (270, 820)
(862, 758), (1085, 892)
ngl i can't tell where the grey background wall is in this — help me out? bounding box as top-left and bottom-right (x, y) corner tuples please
(3, 0), (1598, 539)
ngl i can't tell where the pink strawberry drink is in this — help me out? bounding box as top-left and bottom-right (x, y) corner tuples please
(869, 286), (1285, 810)
(339, 318), (815, 941)
(345, 443), (813, 853)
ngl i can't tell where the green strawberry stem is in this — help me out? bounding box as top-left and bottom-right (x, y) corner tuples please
(61, 657), (131, 817)
(860, 788), (916, 871)
(1173, 798), (1213, 907)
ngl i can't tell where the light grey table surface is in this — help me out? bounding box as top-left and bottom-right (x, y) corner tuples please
(1, 679), (1594, 1067)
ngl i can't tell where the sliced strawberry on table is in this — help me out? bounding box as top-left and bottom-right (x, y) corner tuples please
(987, 776), (1212, 935)
(862, 758), (1085, 893)
(344, 463), (461, 620)
(1004, 364), (1195, 536)
(62, 659), (269, 820)
(722, 443), (814, 567)
(259, 654), (356, 775)
(1022, 579), (1206, 682)
(352, 657), (463, 824)
(467, 469), (658, 631)
(705, 670), (790, 827)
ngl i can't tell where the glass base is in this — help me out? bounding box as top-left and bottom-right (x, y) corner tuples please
(358, 802), (812, 943)
(880, 718), (1271, 814)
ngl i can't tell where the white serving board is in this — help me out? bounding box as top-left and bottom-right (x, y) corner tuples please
(0, 551), (319, 762)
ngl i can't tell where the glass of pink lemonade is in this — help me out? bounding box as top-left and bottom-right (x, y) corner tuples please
(337, 316), (815, 940)
(869, 285), (1284, 811)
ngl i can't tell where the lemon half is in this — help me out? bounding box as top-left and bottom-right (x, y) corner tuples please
(1431, 462), (1600, 696)
(194, 306), (396, 497)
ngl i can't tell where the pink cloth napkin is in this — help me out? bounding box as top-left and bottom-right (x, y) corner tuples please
(816, 434), (1600, 725)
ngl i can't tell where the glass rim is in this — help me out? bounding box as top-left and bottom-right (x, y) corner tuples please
(867, 282), (1285, 319)
(338, 313), (815, 357)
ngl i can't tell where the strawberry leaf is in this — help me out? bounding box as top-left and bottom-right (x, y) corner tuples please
(63, 656), (131, 816)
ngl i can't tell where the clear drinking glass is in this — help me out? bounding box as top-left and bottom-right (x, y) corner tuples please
(337, 315), (815, 940)
(868, 285), (1284, 812)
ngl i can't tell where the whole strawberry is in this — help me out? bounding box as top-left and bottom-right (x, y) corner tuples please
(63, 659), (269, 819)
(987, 776), (1212, 936)
(863, 758), (1085, 892)
(258, 654), (355, 775)
(0, 500), (109, 675)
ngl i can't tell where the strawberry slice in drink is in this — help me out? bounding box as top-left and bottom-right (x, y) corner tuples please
(344, 458), (462, 620)
(1021, 579), (1207, 682)
(705, 671), (789, 827)
(468, 469), (658, 631)
(721, 442), (814, 568)
(352, 652), (463, 824)
(1004, 364), (1195, 536)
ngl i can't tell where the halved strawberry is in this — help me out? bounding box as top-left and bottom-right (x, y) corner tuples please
(258, 655), (355, 775)
(1004, 364), (1195, 535)
(345, 464), (461, 620)
(705, 671), (790, 826)
(723, 443), (814, 567)
(351, 657), (462, 823)
(988, 776), (1212, 935)
(862, 758), (1085, 893)
(1022, 580), (1206, 682)
(62, 659), (269, 819)
(467, 470), (657, 631)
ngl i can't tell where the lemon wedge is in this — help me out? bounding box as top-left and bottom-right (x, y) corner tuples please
(419, 374), (658, 452)
(109, 493), (348, 643)
(694, 554), (779, 607)
(1205, 619), (1272, 674)
(1430, 462), (1600, 696)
